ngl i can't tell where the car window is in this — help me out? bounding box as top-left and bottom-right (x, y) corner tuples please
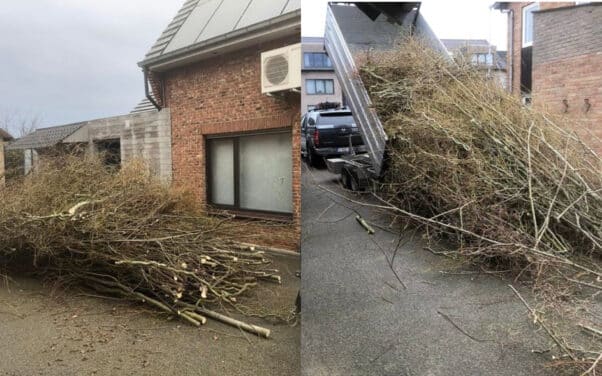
(301, 115), (306, 130)
(317, 113), (354, 126)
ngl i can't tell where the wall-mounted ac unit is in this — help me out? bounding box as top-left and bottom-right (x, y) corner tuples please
(261, 43), (301, 94)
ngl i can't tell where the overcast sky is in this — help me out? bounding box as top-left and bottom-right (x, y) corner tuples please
(0, 0), (507, 136)
(0, 0), (181, 134)
(302, 0), (507, 50)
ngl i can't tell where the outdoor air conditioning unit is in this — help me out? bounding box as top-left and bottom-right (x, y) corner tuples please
(261, 43), (301, 94)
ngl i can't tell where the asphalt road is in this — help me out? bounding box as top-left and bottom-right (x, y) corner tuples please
(300, 162), (563, 376)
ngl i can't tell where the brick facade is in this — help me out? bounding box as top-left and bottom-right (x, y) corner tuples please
(532, 3), (602, 155)
(503, 2), (574, 96)
(500, 2), (601, 155)
(163, 36), (302, 248)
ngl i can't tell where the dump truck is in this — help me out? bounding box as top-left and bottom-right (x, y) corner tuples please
(323, 2), (446, 190)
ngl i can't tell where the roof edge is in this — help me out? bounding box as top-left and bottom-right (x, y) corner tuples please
(139, 10), (301, 71)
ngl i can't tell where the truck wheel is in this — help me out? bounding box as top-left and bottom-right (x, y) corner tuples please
(308, 148), (321, 168)
(350, 175), (360, 191)
(341, 169), (352, 190)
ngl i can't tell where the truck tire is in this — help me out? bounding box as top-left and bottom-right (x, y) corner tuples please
(307, 147), (321, 168)
(341, 169), (352, 190)
(350, 175), (360, 191)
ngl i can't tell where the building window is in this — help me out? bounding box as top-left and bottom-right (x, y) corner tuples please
(207, 131), (292, 215)
(522, 3), (539, 47)
(303, 52), (332, 69)
(306, 79), (334, 95)
(471, 53), (494, 66)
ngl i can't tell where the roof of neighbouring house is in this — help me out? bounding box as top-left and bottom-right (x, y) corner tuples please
(5, 123), (85, 151)
(130, 98), (159, 114)
(140, 0), (300, 69)
(441, 38), (491, 51)
(0, 128), (13, 142)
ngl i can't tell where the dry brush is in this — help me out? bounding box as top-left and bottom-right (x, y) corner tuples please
(359, 37), (601, 371)
(0, 156), (288, 337)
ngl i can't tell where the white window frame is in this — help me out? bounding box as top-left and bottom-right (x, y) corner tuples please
(522, 3), (539, 47)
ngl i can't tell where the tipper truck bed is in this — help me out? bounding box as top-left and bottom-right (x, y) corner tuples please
(323, 2), (446, 189)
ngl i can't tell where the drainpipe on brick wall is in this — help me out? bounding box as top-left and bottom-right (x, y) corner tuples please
(144, 69), (162, 111)
(507, 9), (514, 94)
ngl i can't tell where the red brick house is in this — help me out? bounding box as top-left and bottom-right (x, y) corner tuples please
(494, 2), (602, 154)
(139, 0), (302, 248)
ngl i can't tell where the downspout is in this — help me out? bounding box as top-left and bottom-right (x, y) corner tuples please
(506, 9), (514, 93)
(144, 69), (162, 111)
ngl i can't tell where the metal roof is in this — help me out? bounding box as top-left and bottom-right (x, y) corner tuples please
(5, 123), (85, 150)
(130, 98), (159, 114)
(142, 0), (300, 64)
(441, 38), (491, 51)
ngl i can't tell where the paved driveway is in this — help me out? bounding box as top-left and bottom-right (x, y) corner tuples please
(301, 163), (562, 376)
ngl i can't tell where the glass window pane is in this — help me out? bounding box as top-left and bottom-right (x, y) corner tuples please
(315, 80), (325, 94)
(239, 133), (292, 213)
(486, 53), (493, 65)
(524, 14), (533, 43)
(325, 55), (332, 67)
(325, 80), (334, 94)
(471, 54), (478, 64)
(304, 53), (311, 68)
(208, 138), (234, 206)
(318, 53), (326, 67)
(306, 79), (315, 94)
(523, 4), (538, 44)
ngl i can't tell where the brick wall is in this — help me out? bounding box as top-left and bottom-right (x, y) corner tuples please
(534, 4), (602, 65)
(532, 3), (602, 155)
(164, 36), (302, 248)
(504, 2), (576, 96)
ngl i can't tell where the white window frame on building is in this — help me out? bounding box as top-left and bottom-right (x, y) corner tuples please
(306, 79), (335, 95)
(522, 3), (539, 47)
(303, 52), (333, 69)
(206, 129), (293, 216)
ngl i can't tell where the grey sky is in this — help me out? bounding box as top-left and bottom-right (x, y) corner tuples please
(0, 0), (507, 136)
(302, 0), (507, 50)
(0, 0), (181, 134)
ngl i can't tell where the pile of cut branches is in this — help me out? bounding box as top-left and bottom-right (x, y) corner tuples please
(360, 37), (601, 370)
(0, 156), (286, 337)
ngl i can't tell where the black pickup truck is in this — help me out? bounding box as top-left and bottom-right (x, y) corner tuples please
(301, 106), (365, 167)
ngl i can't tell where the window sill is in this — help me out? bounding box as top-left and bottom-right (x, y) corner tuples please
(208, 206), (293, 223)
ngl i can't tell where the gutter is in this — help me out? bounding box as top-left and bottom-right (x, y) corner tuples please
(139, 10), (301, 72)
